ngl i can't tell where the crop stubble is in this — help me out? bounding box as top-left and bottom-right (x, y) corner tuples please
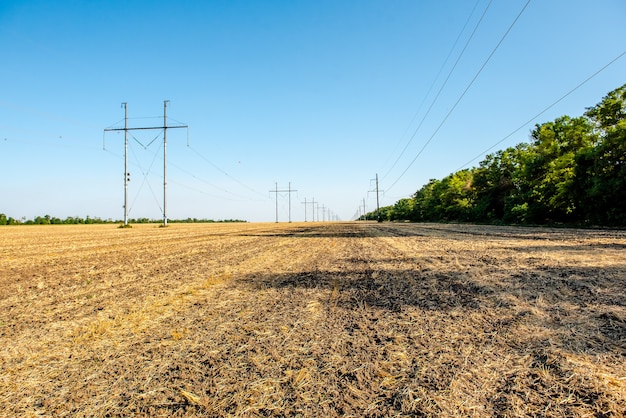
(0, 222), (625, 416)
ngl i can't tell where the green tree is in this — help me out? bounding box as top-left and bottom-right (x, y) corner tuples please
(33, 215), (52, 225)
(578, 84), (626, 225)
(412, 179), (441, 221)
(524, 116), (596, 223)
(389, 198), (415, 221)
(437, 169), (474, 221)
(472, 145), (527, 223)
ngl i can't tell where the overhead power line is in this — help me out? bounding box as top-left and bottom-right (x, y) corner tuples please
(381, 0), (490, 181)
(385, 0), (532, 193)
(103, 101), (188, 226)
(104, 131), (265, 203)
(187, 145), (268, 199)
(455, 49), (626, 171)
(302, 197), (317, 222)
(127, 132), (164, 215)
(270, 182), (298, 223)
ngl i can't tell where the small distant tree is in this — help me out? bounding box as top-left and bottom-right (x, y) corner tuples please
(33, 215), (52, 225)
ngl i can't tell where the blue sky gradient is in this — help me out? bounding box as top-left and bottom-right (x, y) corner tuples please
(1, 0), (625, 222)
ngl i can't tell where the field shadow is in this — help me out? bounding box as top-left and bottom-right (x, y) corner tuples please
(235, 229), (370, 238)
(231, 223), (626, 242)
(235, 265), (626, 356)
(229, 223), (429, 238)
(505, 242), (626, 253)
(238, 268), (494, 312)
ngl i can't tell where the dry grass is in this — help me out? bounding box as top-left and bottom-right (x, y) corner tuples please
(0, 222), (625, 417)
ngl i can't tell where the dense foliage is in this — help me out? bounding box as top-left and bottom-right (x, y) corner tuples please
(365, 84), (626, 227)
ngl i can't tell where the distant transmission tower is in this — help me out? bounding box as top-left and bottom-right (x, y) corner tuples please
(269, 182), (298, 222)
(362, 198), (366, 221)
(104, 101), (188, 226)
(369, 174), (383, 222)
(302, 197), (316, 222)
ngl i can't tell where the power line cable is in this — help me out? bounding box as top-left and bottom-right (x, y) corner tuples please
(167, 116), (188, 126)
(455, 49), (626, 171)
(104, 118), (125, 130)
(128, 139), (164, 216)
(166, 177), (256, 202)
(106, 141), (253, 203)
(127, 133), (260, 201)
(386, 0), (532, 193)
(104, 119), (256, 202)
(187, 145), (268, 199)
(129, 130), (163, 149)
(381, 0), (492, 181)
(169, 158), (266, 201)
(380, 0), (482, 174)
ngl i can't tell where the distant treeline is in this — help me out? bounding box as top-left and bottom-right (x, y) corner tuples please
(364, 84), (626, 227)
(0, 214), (247, 225)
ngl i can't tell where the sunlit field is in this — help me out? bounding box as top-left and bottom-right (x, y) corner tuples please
(1, 222), (624, 416)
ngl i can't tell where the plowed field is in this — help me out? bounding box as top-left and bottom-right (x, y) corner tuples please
(1, 222), (625, 417)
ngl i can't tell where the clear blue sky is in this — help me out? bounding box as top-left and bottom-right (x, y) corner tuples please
(1, 0), (624, 222)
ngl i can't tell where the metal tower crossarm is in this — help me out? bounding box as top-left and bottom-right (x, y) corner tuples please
(103, 101), (188, 226)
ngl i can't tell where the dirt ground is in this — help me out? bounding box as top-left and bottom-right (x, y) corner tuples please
(0, 222), (625, 417)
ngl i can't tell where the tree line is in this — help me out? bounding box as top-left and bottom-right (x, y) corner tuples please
(0, 214), (247, 225)
(0, 214), (116, 225)
(365, 84), (626, 227)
